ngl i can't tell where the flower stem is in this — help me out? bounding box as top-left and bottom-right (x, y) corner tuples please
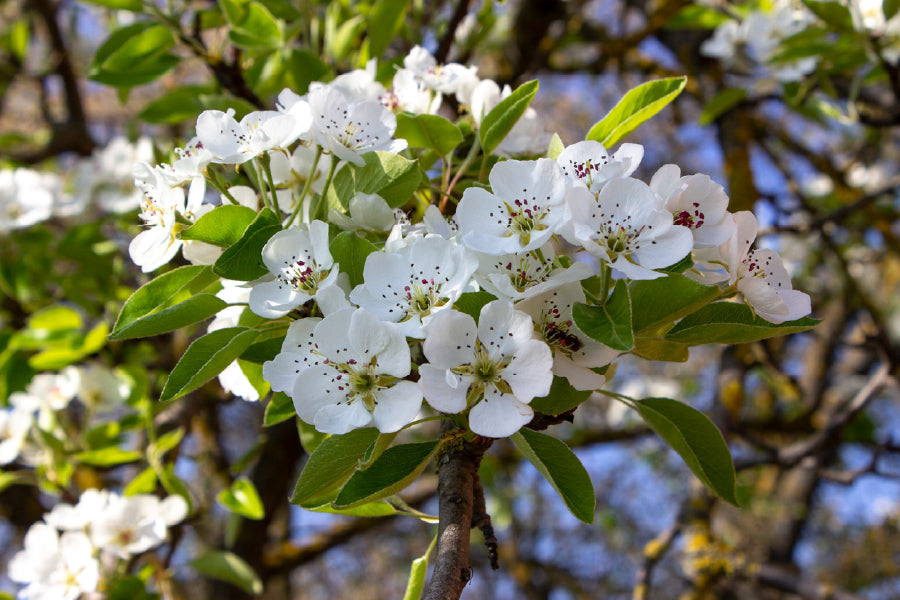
(260, 153), (281, 216)
(206, 168), (239, 205)
(310, 154), (338, 222)
(286, 145), (323, 227)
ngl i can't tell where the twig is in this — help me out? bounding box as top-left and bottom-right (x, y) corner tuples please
(434, 0), (472, 64)
(471, 474), (499, 570)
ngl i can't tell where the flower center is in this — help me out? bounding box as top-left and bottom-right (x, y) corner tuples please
(282, 258), (323, 293)
(673, 202), (705, 229)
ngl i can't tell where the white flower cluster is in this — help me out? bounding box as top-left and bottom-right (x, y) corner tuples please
(0, 364), (131, 467)
(0, 137), (156, 235)
(9, 489), (187, 600)
(700, 0), (816, 83)
(124, 45), (811, 438)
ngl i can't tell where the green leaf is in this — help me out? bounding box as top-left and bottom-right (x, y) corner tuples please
(138, 85), (213, 124)
(547, 132), (565, 160)
(329, 231), (378, 288)
(886, 0), (900, 20)
(333, 440), (441, 508)
(149, 427), (185, 461)
(635, 397), (739, 505)
(572, 280), (633, 351)
(217, 477), (265, 520)
(240, 335), (285, 364)
(160, 327), (259, 402)
(665, 5), (730, 29)
(511, 428), (595, 524)
(290, 428), (380, 506)
(699, 88), (747, 126)
(111, 265), (221, 339)
(157, 464), (193, 512)
(530, 376), (592, 415)
(802, 0), (854, 31)
(124, 467), (158, 496)
(368, 0), (409, 59)
(76, 447), (143, 466)
(286, 49), (331, 95)
(629, 273), (721, 336)
(313, 501), (398, 517)
(0, 471), (28, 494)
(28, 305), (82, 331)
(403, 534), (437, 600)
(191, 551), (263, 595)
(107, 576), (154, 600)
(328, 151), (422, 210)
(479, 79), (539, 156)
(181, 205), (258, 247)
(395, 113), (463, 156)
(228, 2), (283, 49)
(263, 391), (295, 426)
(453, 291), (494, 323)
(327, 13), (366, 61)
(79, 0), (142, 9)
(631, 338), (690, 362)
(297, 419), (328, 454)
(110, 294), (226, 341)
(586, 77), (687, 148)
(213, 208), (281, 281)
(665, 302), (820, 345)
(90, 22), (179, 87)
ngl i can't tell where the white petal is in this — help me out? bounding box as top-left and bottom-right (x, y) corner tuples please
(422, 309), (476, 368)
(503, 339), (554, 402)
(372, 381), (423, 433)
(249, 279), (309, 319)
(419, 364), (468, 413)
(313, 401), (372, 434)
(468, 388), (533, 438)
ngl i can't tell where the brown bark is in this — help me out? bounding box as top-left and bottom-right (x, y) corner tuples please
(422, 434), (492, 600)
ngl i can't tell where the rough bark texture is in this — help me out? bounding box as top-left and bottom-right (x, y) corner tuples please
(422, 435), (492, 600)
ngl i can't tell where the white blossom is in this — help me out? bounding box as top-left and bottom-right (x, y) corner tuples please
(419, 301), (553, 438)
(473, 243), (594, 302)
(650, 164), (735, 248)
(457, 158), (570, 255)
(556, 140), (643, 195)
(9, 524), (100, 600)
(196, 108), (308, 164)
(249, 221), (348, 318)
(0, 168), (57, 233)
(308, 86), (407, 166)
(273, 309), (423, 434)
(349, 234), (478, 338)
(567, 176), (693, 280)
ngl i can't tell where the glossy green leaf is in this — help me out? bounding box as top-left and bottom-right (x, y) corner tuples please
(28, 305), (82, 332)
(157, 464), (193, 512)
(160, 327), (259, 402)
(240, 335), (285, 364)
(629, 273), (721, 336)
(396, 113), (463, 156)
(139, 86), (214, 124)
(263, 391), (295, 426)
(181, 205), (257, 247)
(286, 49), (331, 95)
(290, 428), (380, 506)
(76, 447), (142, 466)
(802, 0), (854, 30)
(191, 551), (263, 595)
(665, 5), (730, 29)
(586, 77), (687, 148)
(228, 2), (282, 49)
(511, 428), (595, 524)
(150, 427), (185, 460)
(96, 24), (174, 72)
(572, 280), (633, 351)
(329, 231), (378, 288)
(79, 0), (142, 9)
(328, 151), (422, 209)
(111, 265), (220, 339)
(368, 0), (409, 59)
(328, 14), (366, 61)
(480, 79), (539, 156)
(699, 88), (747, 126)
(635, 397), (739, 505)
(213, 208), (281, 281)
(631, 338), (690, 362)
(886, 0), (900, 20)
(453, 291), (494, 323)
(217, 477), (265, 520)
(110, 294), (226, 341)
(313, 501), (398, 517)
(124, 467), (158, 496)
(665, 302), (820, 345)
(530, 376), (592, 415)
(333, 440), (441, 508)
